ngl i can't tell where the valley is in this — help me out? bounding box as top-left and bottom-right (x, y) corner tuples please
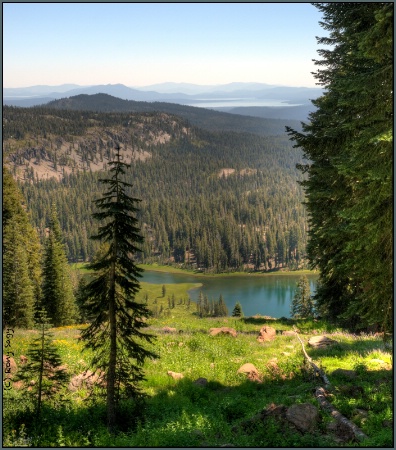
(4, 103), (309, 272)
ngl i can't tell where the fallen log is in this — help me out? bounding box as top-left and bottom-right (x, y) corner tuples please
(315, 387), (368, 441)
(293, 326), (368, 442)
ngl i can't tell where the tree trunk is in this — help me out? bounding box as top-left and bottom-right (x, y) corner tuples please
(37, 323), (45, 418)
(107, 259), (117, 430)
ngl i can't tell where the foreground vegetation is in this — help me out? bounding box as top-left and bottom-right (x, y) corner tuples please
(3, 293), (392, 447)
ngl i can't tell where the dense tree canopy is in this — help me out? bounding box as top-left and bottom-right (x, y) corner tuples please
(7, 110), (310, 273)
(287, 2), (393, 332)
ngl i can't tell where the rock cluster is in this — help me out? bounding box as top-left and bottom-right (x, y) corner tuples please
(235, 402), (320, 434)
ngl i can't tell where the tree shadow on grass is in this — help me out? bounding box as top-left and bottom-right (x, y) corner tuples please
(304, 336), (391, 360)
(4, 374), (328, 447)
(5, 361), (393, 448)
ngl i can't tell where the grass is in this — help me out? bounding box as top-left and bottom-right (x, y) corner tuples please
(71, 261), (317, 278)
(138, 262), (318, 278)
(3, 294), (392, 447)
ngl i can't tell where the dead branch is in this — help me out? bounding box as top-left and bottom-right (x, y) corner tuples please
(293, 326), (330, 386)
(315, 387), (368, 441)
(293, 326), (368, 442)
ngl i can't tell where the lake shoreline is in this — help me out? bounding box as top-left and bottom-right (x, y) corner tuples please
(138, 263), (318, 278)
(71, 262), (319, 279)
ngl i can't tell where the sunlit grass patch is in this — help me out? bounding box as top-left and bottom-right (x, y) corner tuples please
(3, 315), (392, 447)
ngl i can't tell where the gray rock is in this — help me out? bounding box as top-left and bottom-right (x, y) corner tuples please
(308, 335), (337, 348)
(286, 403), (319, 432)
(326, 419), (356, 443)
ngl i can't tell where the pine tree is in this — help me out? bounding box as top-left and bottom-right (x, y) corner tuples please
(42, 206), (78, 326)
(15, 309), (68, 418)
(197, 291), (204, 318)
(80, 145), (156, 430)
(232, 301), (243, 317)
(218, 294), (229, 317)
(286, 3), (393, 332)
(3, 167), (42, 328)
(290, 276), (314, 319)
(3, 223), (35, 328)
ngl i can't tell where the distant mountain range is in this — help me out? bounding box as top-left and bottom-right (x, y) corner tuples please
(3, 82), (321, 121)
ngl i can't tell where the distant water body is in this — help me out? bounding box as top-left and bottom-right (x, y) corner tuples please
(141, 270), (318, 318)
(183, 98), (302, 108)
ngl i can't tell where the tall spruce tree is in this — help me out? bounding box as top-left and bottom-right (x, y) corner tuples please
(42, 206), (78, 326)
(286, 3), (393, 333)
(80, 145), (156, 430)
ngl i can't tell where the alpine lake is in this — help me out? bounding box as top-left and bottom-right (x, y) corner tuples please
(141, 269), (318, 318)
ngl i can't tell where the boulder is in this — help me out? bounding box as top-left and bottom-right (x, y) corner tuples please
(209, 327), (237, 337)
(257, 326), (277, 343)
(237, 363), (261, 382)
(308, 335), (337, 349)
(167, 370), (184, 380)
(326, 420), (356, 443)
(237, 363), (259, 376)
(286, 403), (319, 432)
(233, 403), (287, 433)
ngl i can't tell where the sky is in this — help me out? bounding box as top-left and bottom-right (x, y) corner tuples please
(3, 2), (325, 88)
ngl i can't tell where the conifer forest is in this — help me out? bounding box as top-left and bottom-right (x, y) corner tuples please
(2, 3), (393, 447)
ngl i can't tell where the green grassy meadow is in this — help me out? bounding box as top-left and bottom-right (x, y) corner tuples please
(3, 279), (392, 447)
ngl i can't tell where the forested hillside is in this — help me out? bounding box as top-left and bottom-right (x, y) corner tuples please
(4, 106), (308, 272)
(44, 93), (303, 136)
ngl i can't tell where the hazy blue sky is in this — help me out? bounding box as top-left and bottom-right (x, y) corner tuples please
(4, 2), (325, 88)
